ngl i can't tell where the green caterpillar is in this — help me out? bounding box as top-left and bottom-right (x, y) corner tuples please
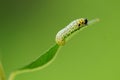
(56, 18), (88, 46)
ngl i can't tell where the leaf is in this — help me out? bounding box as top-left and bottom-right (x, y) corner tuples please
(8, 44), (60, 80)
(20, 44), (60, 71)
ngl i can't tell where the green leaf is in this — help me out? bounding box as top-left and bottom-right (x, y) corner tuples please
(8, 44), (60, 80)
(20, 44), (60, 71)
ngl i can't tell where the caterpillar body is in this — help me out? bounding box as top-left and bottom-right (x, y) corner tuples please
(56, 18), (88, 46)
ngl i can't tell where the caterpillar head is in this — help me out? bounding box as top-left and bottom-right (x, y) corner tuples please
(78, 18), (88, 27)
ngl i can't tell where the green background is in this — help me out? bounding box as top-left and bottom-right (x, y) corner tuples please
(1, 0), (120, 80)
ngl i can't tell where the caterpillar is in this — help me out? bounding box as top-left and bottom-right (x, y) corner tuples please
(55, 18), (88, 46)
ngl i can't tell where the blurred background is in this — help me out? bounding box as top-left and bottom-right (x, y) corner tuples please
(0, 0), (120, 80)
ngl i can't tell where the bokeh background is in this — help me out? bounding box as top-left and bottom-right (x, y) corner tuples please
(1, 0), (120, 80)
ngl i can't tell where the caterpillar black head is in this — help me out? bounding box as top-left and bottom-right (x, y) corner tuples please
(84, 18), (88, 25)
(79, 18), (88, 26)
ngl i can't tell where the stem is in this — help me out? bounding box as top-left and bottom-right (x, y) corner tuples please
(0, 62), (6, 80)
(8, 72), (16, 80)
